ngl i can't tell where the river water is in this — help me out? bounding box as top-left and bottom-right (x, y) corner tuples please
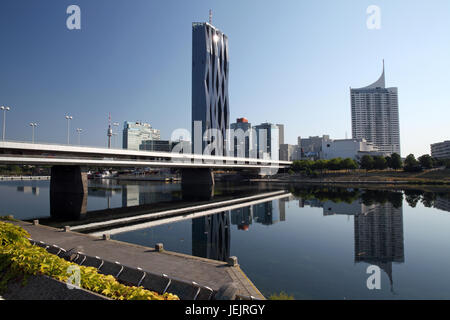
(1, 179), (450, 299)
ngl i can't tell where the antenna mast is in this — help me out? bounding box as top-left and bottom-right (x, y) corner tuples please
(107, 113), (112, 148)
(209, 9), (212, 24)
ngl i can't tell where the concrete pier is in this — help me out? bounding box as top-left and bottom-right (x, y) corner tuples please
(181, 168), (215, 186)
(10, 220), (264, 299)
(50, 165), (88, 194)
(49, 165), (88, 220)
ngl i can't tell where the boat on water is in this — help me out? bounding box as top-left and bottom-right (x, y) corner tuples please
(116, 168), (180, 181)
(88, 170), (116, 179)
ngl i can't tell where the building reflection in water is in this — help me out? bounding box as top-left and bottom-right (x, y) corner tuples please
(434, 195), (450, 213)
(191, 198), (290, 261)
(17, 186), (40, 195)
(354, 203), (404, 292)
(299, 193), (405, 292)
(121, 183), (179, 207)
(192, 212), (230, 262)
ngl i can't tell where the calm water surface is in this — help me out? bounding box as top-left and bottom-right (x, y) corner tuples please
(1, 179), (450, 299)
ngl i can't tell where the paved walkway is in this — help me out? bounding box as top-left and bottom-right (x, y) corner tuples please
(10, 221), (264, 299)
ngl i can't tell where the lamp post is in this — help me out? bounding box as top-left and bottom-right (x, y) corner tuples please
(29, 122), (38, 143)
(65, 115), (73, 144)
(76, 128), (83, 145)
(1, 106), (11, 141)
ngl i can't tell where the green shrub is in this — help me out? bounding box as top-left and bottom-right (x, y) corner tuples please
(269, 291), (295, 300)
(0, 222), (179, 300)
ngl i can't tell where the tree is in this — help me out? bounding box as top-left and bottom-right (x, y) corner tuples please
(404, 154), (422, 172)
(342, 158), (358, 170)
(385, 156), (392, 168)
(360, 155), (374, 170)
(390, 153), (403, 169)
(373, 156), (388, 170)
(418, 154), (433, 169)
(312, 160), (327, 171)
(328, 158), (343, 170)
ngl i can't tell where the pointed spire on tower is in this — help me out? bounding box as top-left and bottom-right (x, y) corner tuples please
(355, 60), (386, 89)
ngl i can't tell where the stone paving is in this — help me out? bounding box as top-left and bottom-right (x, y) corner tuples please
(10, 220), (265, 299)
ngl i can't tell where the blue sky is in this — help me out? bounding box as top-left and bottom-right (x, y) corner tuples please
(0, 0), (449, 156)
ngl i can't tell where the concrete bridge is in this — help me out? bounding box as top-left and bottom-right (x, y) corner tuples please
(0, 140), (291, 192)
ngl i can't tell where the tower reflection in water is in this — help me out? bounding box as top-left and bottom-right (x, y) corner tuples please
(191, 199), (288, 261)
(192, 212), (231, 262)
(354, 203), (404, 292)
(191, 190), (405, 293)
(300, 191), (405, 292)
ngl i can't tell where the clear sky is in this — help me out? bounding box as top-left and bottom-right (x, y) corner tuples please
(0, 0), (449, 156)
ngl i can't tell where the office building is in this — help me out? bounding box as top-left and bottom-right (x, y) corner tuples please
(350, 61), (401, 155)
(276, 124), (285, 146)
(192, 22), (229, 155)
(230, 117), (254, 158)
(430, 140), (450, 159)
(123, 121), (160, 151)
(255, 122), (279, 160)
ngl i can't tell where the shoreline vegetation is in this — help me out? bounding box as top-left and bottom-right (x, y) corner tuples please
(269, 153), (450, 189)
(0, 221), (179, 300)
(276, 168), (450, 183)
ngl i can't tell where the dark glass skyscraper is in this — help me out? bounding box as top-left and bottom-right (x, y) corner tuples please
(192, 22), (229, 155)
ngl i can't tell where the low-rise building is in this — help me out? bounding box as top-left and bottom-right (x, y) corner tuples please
(431, 140), (450, 159)
(140, 140), (171, 152)
(298, 135), (330, 160)
(321, 138), (383, 160)
(280, 144), (300, 161)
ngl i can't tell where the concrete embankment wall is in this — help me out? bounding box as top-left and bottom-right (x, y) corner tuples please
(1, 274), (109, 300)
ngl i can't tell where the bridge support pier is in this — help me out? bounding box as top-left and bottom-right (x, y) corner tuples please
(181, 168), (214, 200)
(50, 165), (88, 220)
(181, 168), (215, 186)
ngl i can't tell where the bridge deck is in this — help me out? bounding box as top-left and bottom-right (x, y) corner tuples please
(10, 220), (265, 299)
(0, 140), (291, 169)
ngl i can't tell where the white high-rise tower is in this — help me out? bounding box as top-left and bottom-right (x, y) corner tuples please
(350, 61), (400, 155)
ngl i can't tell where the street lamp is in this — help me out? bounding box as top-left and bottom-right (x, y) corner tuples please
(76, 128), (83, 145)
(29, 122), (38, 143)
(1, 106), (11, 141)
(65, 115), (73, 144)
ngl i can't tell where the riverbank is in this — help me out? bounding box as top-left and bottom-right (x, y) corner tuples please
(250, 168), (450, 191)
(3, 220), (264, 300)
(0, 175), (50, 181)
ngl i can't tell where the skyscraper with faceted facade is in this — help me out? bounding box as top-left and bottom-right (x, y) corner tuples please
(350, 62), (401, 155)
(192, 22), (229, 155)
